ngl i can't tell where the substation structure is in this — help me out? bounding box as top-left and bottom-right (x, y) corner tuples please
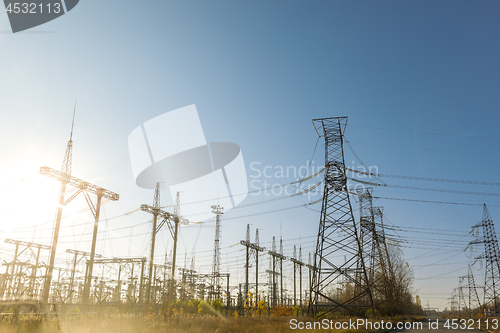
(0, 113), (403, 317)
(0, 228), (316, 314)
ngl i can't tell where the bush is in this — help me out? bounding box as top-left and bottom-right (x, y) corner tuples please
(271, 304), (292, 317)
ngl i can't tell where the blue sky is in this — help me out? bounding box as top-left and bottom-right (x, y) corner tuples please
(0, 0), (499, 310)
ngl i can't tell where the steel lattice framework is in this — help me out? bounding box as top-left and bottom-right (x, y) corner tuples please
(211, 205), (223, 300)
(310, 117), (375, 317)
(469, 204), (500, 315)
(467, 264), (482, 313)
(358, 188), (376, 284)
(358, 190), (392, 305)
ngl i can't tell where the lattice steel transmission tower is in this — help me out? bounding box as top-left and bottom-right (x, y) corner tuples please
(458, 276), (468, 315)
(310, 117), (375, 318)
(469, 204), (500, 315)
(41, 104), (119, 304)
(358, 189), (394, 312)
(358, 188), (376, 283)
(467, 264), (482, 313)
(211, 204), (223, 300)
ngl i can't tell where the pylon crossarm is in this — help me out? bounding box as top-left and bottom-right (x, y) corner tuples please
(40, 166), (119, 200)
(5, 239), (51, 251)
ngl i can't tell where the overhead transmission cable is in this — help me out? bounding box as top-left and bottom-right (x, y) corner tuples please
(348, 140), (500, 157)
(349, 177), (500, 197)
(345, 166), (500, 187)
(350, 190), (500, 207)
(346, 123), (500, 141)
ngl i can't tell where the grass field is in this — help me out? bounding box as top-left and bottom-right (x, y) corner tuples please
(0, 315), (379, 333)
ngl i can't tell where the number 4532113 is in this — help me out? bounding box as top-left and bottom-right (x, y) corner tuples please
(6, 3), (61, 14)
(444, 319), (499, 330)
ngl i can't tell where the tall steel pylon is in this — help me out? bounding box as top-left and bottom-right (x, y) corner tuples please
(145, 183), (160, 304)
(41, 103), (119, 305)
(358, 189), (394, 310)
(211, 204), (223, 300)
(310, 117), (375, 318)
(467, 264), (482, 313)
(469, 204), (500, 315)
(458, 276), (468, 315)
(42, 104), (75, 303)
(358, 188), (376, 284)
(141, 189), (182, 302)
(240, 225), (265, 306)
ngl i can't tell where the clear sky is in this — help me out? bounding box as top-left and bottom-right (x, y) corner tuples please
(0, 0), (499, 310)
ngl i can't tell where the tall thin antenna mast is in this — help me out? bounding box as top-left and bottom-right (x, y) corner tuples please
(61, 99), (77, 176)
(70, 98), (77, 141)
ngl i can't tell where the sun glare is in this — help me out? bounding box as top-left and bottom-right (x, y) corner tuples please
(0, 161), (75, 230)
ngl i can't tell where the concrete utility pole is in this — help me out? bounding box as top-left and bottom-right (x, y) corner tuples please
(307, 253), (315, 311)
(290, 245), (306, 307)
(91, 258), (146, 303)
(240, 225), (266, 307)
(299, 247), (303, 307)
(145, 183), (161, 304)
(141, 189), (185, 302)
(268, 236), (286, 307)
(243, 225), (250, 302)
(254, 229), (265, 303)
(66, 249), (102, 303)
(280, 237), (284, 304)
(3, 239), (51, 300)
(218, 273), (230, 309)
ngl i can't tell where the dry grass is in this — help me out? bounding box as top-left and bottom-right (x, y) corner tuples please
(0, 315), (374, 333)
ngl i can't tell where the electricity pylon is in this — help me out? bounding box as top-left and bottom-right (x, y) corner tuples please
(145, 182), (161, 304)
(458, 276), (467, 315)
(467, 264), (482, 314)
(468, 204), (500, 315)
(358, 189), (393, 309)
(141, 188), (185, 302)
(290, 245), (306, 307)
(240, 225), (265, 306)
(267, 236), (286, 306)
(211, 204), (223, 300)
(358, 188), (376, 285)
(310, 117), (375, 318)
(41, 104), (119, 304)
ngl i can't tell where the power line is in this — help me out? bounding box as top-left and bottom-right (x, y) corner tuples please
(348, 140), (500, 157)
(347, 124), (500, 141)
(416, 267), (466, 280)
(346, 167), (500, 187)
(350, 178), (500, 197)
(371, 196), (500, 208)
